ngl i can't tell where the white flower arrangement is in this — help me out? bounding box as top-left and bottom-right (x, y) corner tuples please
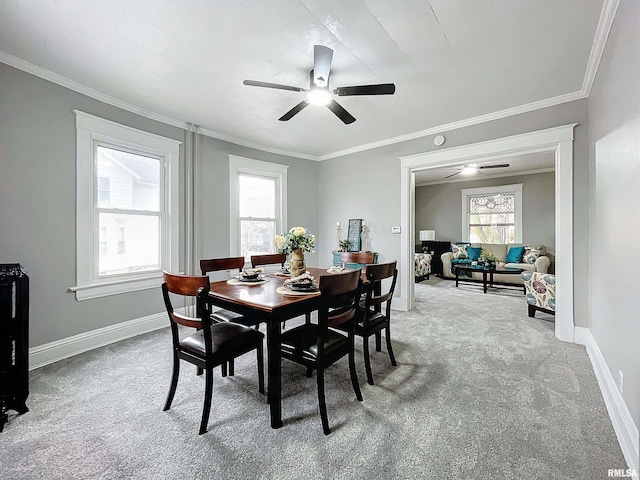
(273, 226), (316, 255)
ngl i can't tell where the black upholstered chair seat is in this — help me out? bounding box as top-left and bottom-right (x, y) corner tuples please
(181, 322), (264, 358)
(210, 308), (253, 326)
(354, 311), (387, 334)
(280, 324), (348, 363)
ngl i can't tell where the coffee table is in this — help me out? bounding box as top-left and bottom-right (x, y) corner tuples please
(454, 264), (525, 293)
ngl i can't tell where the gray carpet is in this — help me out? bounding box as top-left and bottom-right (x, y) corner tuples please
(1, 277), (626, 479)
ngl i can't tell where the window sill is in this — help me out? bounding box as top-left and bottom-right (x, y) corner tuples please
(70, 273), (163, 301)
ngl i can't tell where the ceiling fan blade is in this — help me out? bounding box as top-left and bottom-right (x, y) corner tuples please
(279, 100), (310, 121)
(444, 171), (461, 179)
(326, 100), (356, 124)
(478, 164), (510, 169)
(333, 83), (396, 96)
(313, 45), (333, 87)
(243, 80), (306, 92)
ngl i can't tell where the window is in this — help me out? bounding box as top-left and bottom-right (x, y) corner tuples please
(99, 227), (108, 255)
(116, 226), (126, 255)
(461, 184), (522, 243)
(73, 111), (181, 300)
(97, 176), (110, 203)
(229, 155), (287, 263)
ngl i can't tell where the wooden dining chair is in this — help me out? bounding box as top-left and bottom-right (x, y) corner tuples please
(250, 253), (286, 269)
(340, 252), (375, 271)
(200, 257), (260, 328)
(200, 257), (262, 376)
(279, 269), (363, 435)
(161, 272), (265, 435)
(335, 261), (398, 385)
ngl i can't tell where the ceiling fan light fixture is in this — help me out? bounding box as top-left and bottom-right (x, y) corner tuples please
(461, 164), (478, 175)
(307, 88), (331, 106)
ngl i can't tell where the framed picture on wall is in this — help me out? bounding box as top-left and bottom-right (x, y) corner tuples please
(347, 219), (362, 252)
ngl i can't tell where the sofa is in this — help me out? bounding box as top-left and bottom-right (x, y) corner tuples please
(441, 243), (550, 286)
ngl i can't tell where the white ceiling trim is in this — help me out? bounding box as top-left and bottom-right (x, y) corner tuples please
(0, 0), (618, 162)
(581, 0), (621, 96)
(316, 90), (587, 161)
(416, 167), (556, 187)
(0, 51), (317, 161)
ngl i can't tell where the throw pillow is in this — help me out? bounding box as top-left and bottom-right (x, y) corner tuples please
(506, 246), (525, 263)
(523, 245), (546, 264)
(466, 246), (482, 261)
(451, 244), (468, 259)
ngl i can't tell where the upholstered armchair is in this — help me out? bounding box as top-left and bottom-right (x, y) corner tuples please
(414, 253), (432, 282)
(521, 271), (556, 318)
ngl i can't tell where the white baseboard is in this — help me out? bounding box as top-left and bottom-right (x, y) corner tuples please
(574, 326), (639, 477)
(28, 309), (180, 370)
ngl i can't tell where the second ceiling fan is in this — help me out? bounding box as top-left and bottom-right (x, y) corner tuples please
(243, 45), (396, 124)
(443, 163), (511, 179)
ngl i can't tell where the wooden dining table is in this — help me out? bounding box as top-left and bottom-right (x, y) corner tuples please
(200, 266), (365, 429)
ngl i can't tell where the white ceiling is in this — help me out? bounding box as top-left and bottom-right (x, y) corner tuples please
(414, 150), (555, 185)
(0, 0), (605, 159)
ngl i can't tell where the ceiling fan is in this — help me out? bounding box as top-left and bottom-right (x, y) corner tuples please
(443, 163), (510, 179)
(243, 45), (396, 124)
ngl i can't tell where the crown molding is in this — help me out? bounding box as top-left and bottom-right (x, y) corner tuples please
(0, 51), (316, 161)
(317, 91), (587, 160)
(0, 0), (619, 163)
(582, 0), (620, 97)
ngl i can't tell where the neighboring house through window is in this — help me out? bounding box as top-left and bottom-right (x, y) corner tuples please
(73, 111), (180, 300)
(229, 155), (287, 265)
(461, 184), (523, 243)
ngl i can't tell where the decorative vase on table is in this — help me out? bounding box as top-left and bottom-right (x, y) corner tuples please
(290, 248), (306, 278)
(273, 226), (315, 279)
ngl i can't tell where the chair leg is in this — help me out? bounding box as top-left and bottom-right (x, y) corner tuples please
(385, 325), (397, 366)
(363, 335), (374, 386)
(228, 359), (235, 376)
(163, 354), (180, 411)
(199, 368), (214, 435)
(316, 367), (330, 435)
(375, 332), (382, 352)
(305, 312), (311, 324)
(528, 304), (536, 318)
(197, 367), (203, 376)
(257, 344), (265, 395)
(349, 338), (363, 402)
(221, 363), (227, 377)
(306, 367), (313, 378)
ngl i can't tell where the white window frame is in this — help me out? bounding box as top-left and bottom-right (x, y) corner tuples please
(229, 155), (287, 266)
(461, 184), (523, 243)
(72, 110), (181, 301)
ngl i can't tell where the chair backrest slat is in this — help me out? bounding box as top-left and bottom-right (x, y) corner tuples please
(340, 252), (375, 265)
(162, 271), (210, 328)
(363, 261), (398, 315)
(200, 257), (245, 276)
(250, 253), (286, 269)
(319, 270), (362, 328)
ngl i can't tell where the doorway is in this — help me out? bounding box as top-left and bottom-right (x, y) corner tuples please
(399, 124), (576, 343)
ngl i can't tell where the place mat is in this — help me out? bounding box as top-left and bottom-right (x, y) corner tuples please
(274, 271), (290, 278)
(276, 286), (320, 297)
(227, 277), (270, 286)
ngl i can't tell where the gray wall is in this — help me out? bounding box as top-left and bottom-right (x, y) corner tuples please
(195, 135), (319, 270)
(0, 62), (318, 347)
(319, 100), (589, 325)
(588, 0), (640, 428)
(415, 172), (555, 255)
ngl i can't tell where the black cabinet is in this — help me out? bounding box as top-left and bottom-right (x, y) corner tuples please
(0, 264), (29, 432)
(421, 241), (451, 277)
